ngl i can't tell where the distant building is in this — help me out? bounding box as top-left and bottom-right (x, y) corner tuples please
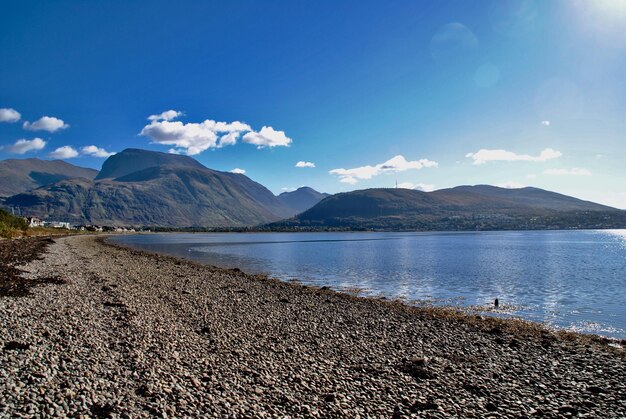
(26, 216), (44, 228)
(44, 221), (71, 229)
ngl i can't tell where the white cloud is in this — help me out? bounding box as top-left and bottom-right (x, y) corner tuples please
(465, 148), (562, 165)
(140, 115), (291, 155)
(397, 182), (436, 192)
(212, 121), (252, 132)
(148, 110), (183, 122)
(541, 120), (550, 126)
(295, 161), (316, 168)
(49, 146), (79, 159)
(23, 116), (69, 132)
(81, 145), (115, 158)
(218, 131), (241, 147)
(497, 181), (526, 189)
(330, 155), (438, 184)
(230, 168), (246, 174)
(543, 168), (592, 176)
(141, 120), (224, 155)
(242, 126), (292, 148)
(1, 138), (46, 154)
(0, 108), (21, 123)
(527, 174), (537, 179)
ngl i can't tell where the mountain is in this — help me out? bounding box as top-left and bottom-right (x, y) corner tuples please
(277, 187), (330, 215)
(269, 186), (626, 231)
(433, 185), (614, 211)
(95, 148), (205, 180)
(0, 158), (98, 197)
(4, 149), (293, 227)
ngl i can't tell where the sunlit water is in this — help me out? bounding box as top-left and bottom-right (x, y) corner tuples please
(111, 230), (626, 339)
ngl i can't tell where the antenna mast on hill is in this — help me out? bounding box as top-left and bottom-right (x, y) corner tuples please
(395, 179), (398, 188)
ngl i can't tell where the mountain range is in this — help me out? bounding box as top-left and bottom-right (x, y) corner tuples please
(0, 158), (98, 197)
(269, 186), (626, 231)
(1, 149), (624, 230)
(277, 187), (330, 215)
(3, 149), (325, 226)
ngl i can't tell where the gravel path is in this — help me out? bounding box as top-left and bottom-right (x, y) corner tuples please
(1, 235), (624, 417)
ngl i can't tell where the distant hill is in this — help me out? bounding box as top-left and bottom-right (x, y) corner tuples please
(0, 158), (98, 197)
(269, 186), (626, 231)
(433, 185), (614, 212)
(5, 149), (293, 227)
(277, 187), (330, 216)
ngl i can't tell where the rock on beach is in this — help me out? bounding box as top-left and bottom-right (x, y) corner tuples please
(0, 235), (624, 417)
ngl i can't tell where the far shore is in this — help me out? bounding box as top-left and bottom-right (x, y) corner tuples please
(1, 235), (624, 417)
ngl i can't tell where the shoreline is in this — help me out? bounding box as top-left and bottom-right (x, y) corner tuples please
(109, 230), (626, 343)
(104, 235), (624, 348)
(1, 235), (624, 416)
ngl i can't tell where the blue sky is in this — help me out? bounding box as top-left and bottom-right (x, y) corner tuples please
(1, 0), (625, 208)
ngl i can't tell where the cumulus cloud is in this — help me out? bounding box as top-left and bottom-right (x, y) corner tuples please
(23, 116), (69, 132)
(141, 120), (236, 155)
(49, 146), (79, 159)
(541, 120), (550, 126)
(230, 168), (246, 174)
(218, 131), (241, 147)
(0, 108), (21, 123)
(1, 138), (46, 154)
(497, 181), (526, 189)
(465, 148), (562, 165)
(148, 110), (183, 122)
(543, 168), (592, 176)
(295, 161), (315, 168)
(397, 182), (436, 192)
(330, 155), (438, 184)
(140, 112), (291, 155)
(81, 145), (115, 158)
(242, 126), (292, 148)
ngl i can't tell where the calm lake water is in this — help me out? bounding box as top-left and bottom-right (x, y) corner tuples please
(111, 230), (626, 339)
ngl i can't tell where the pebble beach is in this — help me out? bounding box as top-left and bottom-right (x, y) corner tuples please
(1, 235), (624, 417)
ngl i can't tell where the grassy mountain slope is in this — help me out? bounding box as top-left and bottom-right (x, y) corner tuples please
(270, 187), (625, 231)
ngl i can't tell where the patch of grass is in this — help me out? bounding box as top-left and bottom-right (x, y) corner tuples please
(0, 208), (28, 239)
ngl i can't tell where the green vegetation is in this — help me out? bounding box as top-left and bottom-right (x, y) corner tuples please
(268, 211), (626, 231)
(0, 208), (28, 238)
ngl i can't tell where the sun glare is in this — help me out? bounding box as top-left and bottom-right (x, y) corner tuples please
(570, 0), (626, 46)
(588, 0), (626, 20)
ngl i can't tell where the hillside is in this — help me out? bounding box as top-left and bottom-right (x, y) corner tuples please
(277, 187), (330, 216)
(4, 149), (293, 227)
(432, 185), (614, 212)
(269, 186), (626, 231)
(0, 158), (98, 197)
